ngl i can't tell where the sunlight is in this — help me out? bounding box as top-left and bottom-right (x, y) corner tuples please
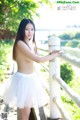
(34, 2), (80, 29)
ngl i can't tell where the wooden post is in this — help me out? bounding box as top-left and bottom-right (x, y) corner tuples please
(39, 107), (46, 120)
(29, 108), (37, 120)
(48, 36), (61, 119)
(29, 107), (46, 120)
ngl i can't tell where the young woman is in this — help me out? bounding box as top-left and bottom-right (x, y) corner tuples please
(3, 18), (61, 120)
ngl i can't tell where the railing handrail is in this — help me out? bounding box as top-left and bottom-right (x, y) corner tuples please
(53, 97), (71, 120)
(60, 52), (80, 68)
(38, 46), (80, 120)
(38, 46), (80, 68)
(61, 47), (80, 58)
(38, 45), (80, 58)
(39, 63), (71, 120)
(53, 74), (80, 108)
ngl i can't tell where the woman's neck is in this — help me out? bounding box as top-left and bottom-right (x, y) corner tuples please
(25, 38), (33, 44)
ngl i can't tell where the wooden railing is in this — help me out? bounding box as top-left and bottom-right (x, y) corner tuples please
(38, 36), (80, 120)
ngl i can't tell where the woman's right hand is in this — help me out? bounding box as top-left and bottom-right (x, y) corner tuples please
(50, 50), (64, 57)
(50, 50), (60, 55)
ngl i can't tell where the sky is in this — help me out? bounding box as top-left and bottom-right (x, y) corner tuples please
(34, 1), (80, 40)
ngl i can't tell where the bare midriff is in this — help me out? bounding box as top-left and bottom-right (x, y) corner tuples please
(17, 61), (34, 74)
(15, 46), (35, 74)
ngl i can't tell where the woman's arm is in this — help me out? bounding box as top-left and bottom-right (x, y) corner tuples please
(17, 41), (60, 63)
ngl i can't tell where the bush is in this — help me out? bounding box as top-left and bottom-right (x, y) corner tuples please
(60, 63), (74, 83)
(0, 40), (13, 82)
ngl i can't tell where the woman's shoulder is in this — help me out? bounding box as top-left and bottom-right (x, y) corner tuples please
(17, 40), (27, 48)
(16, 40), (31, 53)
(17, 40), (24, 45)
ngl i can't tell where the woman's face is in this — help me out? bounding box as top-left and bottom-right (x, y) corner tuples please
(25, 23), (35, 41)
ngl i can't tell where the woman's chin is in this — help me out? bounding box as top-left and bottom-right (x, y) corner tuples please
(29, 38), (32, 40)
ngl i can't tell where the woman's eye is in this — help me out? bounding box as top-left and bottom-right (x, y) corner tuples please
(25, 28), (34, 31)
(25, 29), (28, 30)
(31, 29), (34, 31)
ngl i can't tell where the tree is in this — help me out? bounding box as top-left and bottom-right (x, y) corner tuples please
(59, 33), (71, 40)
(74, 33), (80, 39)
(60, 63), (74, 83)
(0, 0), (52, 32)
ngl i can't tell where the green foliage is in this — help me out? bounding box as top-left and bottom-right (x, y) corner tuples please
(61, 75), (80, 120)
(65, 40), (80, 47)
(58, 32), (80, 47)
(0, 0), (52, 32)
(74, 33), (80, 39)
(41, 68), (46, 72)
(65, 41), (73, 47)
(60, 62), (74, 83)
(61, 41), (67, 47)
(0, 40), (13, 82)
(59, 33), (72, 40)
(61, 92), (80, 120)
(77, 43), (80, 48)
(59, 32), (80, 40)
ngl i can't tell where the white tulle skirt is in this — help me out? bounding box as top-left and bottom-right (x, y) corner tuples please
(3, 72), (48, 109)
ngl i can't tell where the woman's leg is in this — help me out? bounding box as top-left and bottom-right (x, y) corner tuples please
(18, 107), (31, 120)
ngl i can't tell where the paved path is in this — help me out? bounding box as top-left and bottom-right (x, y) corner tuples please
(0, 98), (17, 120)
(0, 83), (17, 120)
(0, 99), (49, 120)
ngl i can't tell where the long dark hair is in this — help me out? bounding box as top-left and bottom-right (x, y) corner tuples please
(13, 18), (37, 60)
